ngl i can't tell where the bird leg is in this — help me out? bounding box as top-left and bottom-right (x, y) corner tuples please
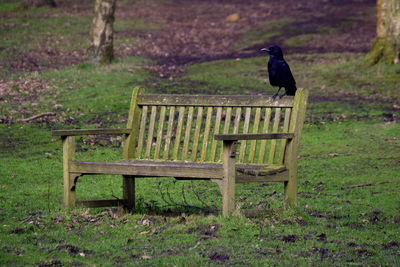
(279, 91), (287, 98)
(272, 87), (282, 99)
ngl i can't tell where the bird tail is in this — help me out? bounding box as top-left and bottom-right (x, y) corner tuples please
(285, 85), (297, 96)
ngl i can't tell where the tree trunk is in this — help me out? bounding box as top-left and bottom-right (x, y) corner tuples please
(364, 0), (400, 65)
(88, 0), (117, 64)
(23, 0), (57, 8)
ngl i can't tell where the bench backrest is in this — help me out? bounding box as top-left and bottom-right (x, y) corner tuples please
(123, 88), (308, 166)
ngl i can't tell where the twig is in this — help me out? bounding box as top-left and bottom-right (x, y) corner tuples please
(340, 181), (390, 190)
(17, 112), (56, 122)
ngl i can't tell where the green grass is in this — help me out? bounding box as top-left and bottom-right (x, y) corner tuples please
(1, 117), (399, 266)
(0, 2), (22, 12)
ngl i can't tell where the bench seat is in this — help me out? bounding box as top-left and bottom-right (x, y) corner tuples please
(69, 160), (288, 182)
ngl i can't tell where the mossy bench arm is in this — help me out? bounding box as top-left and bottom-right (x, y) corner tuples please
(53, 87), (308, 216)
(52, 128), (132, 136)
(214, 133), (295, 141)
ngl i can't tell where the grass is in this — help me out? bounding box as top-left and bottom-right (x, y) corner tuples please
(0, 2), (399, 266)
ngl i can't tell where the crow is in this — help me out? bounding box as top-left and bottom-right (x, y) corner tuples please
(261, 45), (297, 98)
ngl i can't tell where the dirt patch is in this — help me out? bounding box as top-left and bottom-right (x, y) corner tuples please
(282, 234), (299, 243)
(187, 223), (220, 238)
(209, 251), (230, 264)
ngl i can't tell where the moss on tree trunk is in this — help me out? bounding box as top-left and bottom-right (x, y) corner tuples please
(364, 0), (400, 65)
(88, 0), (117, 64)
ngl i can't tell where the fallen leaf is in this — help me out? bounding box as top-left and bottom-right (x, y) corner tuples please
(226, 13), (240, 21)
(141, 255), (152, 259)
(139, 231), (150, 235)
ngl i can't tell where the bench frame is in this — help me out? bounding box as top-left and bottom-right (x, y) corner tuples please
(52, 87), (308, 215)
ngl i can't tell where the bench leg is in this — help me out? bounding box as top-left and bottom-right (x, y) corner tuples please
(62, 136), (76, 207)
(123, 175), (135, 212)
(221, 140), (237, 216)
(284, 172), (297, 207)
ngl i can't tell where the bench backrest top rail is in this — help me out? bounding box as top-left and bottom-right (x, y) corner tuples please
(138, 94), (294, 107)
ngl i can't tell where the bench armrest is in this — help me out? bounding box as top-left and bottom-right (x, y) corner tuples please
(214, 133), (294, 141)
(52, 128), (132, 137)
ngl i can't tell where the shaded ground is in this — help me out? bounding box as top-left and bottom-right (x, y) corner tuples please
(0, 0), (376, 77)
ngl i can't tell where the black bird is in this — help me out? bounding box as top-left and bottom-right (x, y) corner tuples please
(261, 45), (297, 98)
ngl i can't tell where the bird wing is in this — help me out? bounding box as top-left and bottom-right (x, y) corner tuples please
(268, 59), (296, 87)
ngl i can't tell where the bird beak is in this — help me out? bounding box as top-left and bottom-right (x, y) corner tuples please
(261, 48), (270, 52)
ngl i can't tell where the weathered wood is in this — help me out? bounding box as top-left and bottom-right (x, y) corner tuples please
(136, 105), (148, 157)
(163, 106), (175, 160)
(123, 175), (135, 211)
(239, 108), (252, 162)
(220, 107), (232, 159)
(54, 88), (308, 215)
(52, 128), (132, 136)
(200, 107), (213, 162)
(123, 87), (144, 159)
(76, 199), (122, 208)
(214, 133), (294, 141)
(221, 140), (236, 216)
(154, 106), (166, 159)
(192, 107), (204, 161)
(62, 136), (76, 207)
(268, 108), (281, 164)
(70, 160), (224, 179)
(258, 108), (272, 164)
(248, 107), (261, 162)
(210, 107), (222, 162)
(278, 108), (292, 164)
(139, 94), (294, 107)
(145, 106), (157, 158)
(173, 107), (185, 159)
(284, 88), (308, 207)
(233, 107), (242, 134)
(182, 107), (194, 160)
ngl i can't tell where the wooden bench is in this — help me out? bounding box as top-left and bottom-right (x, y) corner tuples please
(52, 87), (308, 215)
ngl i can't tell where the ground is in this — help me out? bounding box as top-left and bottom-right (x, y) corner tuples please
(0, 0), (399, 266)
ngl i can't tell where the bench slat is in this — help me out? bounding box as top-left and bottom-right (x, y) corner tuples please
(145, 106), (157, 158)
(220, 107), (232, 159)
(154, 106), (166, 159)
(163, 106), (175, 160)
(233, 107), (242, 134)
(76, 200), (122, 208)
(182, 106), (194, 160)
(192, 107), (204, 161)
(214, 133), (294, 141)
(248, 107), (261, 162)
(258, 108), (272, 163)
(173, 107), (185, 159)
(136, 105), (148, 157)
(139, 94), (294, 107)
(70, 160), (224, 179)
(278, 108), (292, 163)
(70, 160), (288, 181)
(239, 107), (252, 162)
(268, 108), (281, 164)
(210, 107), (222, 162)
(200, 107), (213, 162)
(52, 128), (132, 136)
